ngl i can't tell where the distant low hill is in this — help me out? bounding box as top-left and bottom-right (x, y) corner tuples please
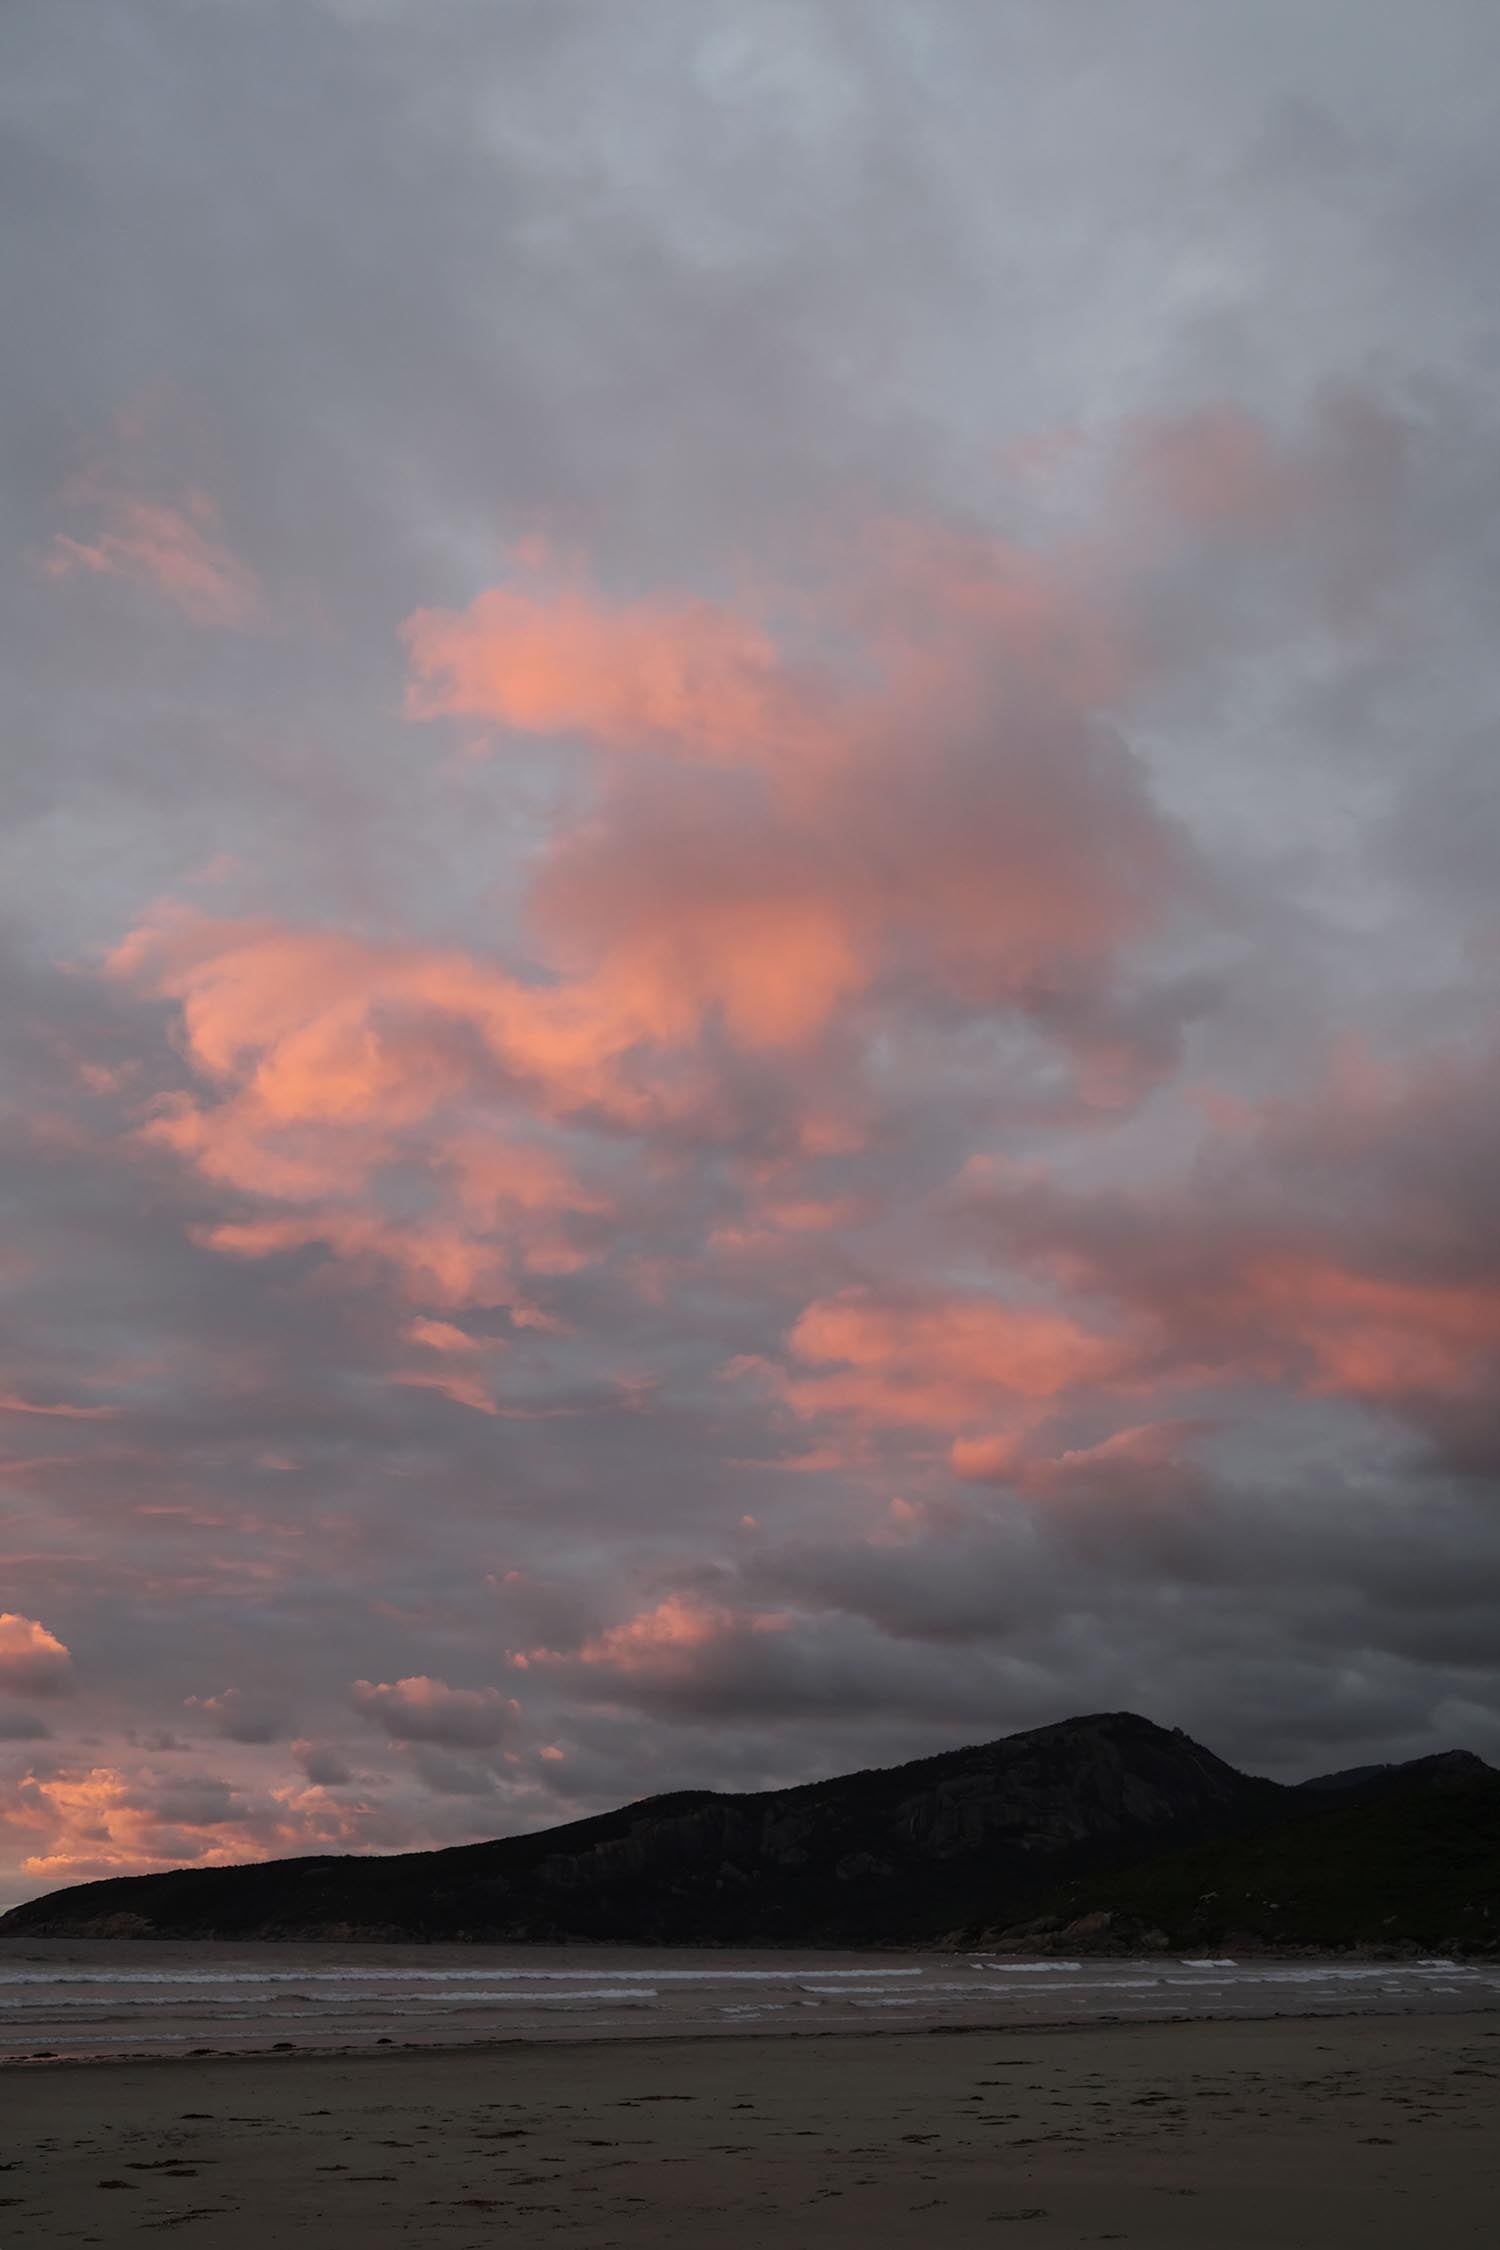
(2, 1713), (1496, 1953)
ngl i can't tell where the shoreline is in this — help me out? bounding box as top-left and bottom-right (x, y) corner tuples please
(6, 1992), (1498, 2072)
(4, 1940), (1496, 2071)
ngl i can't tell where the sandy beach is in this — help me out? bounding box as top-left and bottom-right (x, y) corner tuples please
(6, 2010), (1498, 2246)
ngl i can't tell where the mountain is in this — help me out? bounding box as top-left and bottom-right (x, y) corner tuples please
(1297, 1750), (1491, 1794)
(1, 1711), (1495, 1952)
(1034, 1753), (1500, 1957)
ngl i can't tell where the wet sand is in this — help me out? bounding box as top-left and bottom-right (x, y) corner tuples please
(5, 2010), (1498, 2245)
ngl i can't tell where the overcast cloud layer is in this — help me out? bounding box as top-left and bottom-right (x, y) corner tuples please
(2, 0), (1499, 1906)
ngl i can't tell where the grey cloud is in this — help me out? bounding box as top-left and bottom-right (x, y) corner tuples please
(148, 1776), (248, 1829)
(0, 1711), (51, 1742)
(351, 1678), (512, 1749)
(185, 1690), (290, 1746)
(293, 1740), (353, 1788)
(406, 1747), (500, 1798)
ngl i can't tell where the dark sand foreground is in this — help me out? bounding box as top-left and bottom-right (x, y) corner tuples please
(6, 2012), (1498, 2246)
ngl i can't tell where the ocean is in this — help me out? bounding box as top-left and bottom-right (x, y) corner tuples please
(1, 1943), (1495, 2062)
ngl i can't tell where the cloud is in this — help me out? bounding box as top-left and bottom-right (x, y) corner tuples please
(101, 517), (1191, 1346)
(0, 1615), (74, 1698)
(351, 1676), (514, 1749)
(293, 1739), (352, 1787)
(495, 534), (1179, 1060)
(405, 1316), (481, 1353)
(406, 1745), (499, 1797)
(106, 909), (617, 1307)
(45, 498), (261, 627)
(404, 563), (832, 767)
(0, 1392), (121, 1420)
(4, 0), (1500, 1910)
(0, 1760), (408, 1887)
(953, 1035), (1500, 1467)
(514, 1588), (1057, 1730)
(952, 1419), (1208, 1510)
(519, 1593), (789, 1683)
(0, 1710), (51, 1742)
(185, 1686), (288, 1744)
(780, 1287), (1135, 1435)
(41, 404), (262, 627)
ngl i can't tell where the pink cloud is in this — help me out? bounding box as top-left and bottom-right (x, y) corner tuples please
(953, 1419), (1204, 1503)
(1, 1762), (399, 1887)
(527, 728), (1173, 1083)
(45, 501), (259, 626)
(956, 1035), (1500, 1446)
(405, 563), (836, 767)
(43, 423), (261, 629)
(405, 1317), (482, 1352)
(0, 1393), (120, 1421)
(1236, 1257), (1500, 1403)
(0, 1613), (73, 1697)
(516, 1595), (791, 1697)
(37, 395), (261, 625)
(108, 913), (618, 1309)
(781, 1287), (1133, 1435)
(391, 1315), (504, 1409)
(388, 1364), (500, 1415)
(579, 1595), (789, 1671)
(196, 1209), (517, 1310)
(100, 511), (1191, 1337)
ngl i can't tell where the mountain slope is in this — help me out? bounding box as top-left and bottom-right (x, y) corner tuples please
(0, 1712), (1268, 1943)
(1, 1712), (1493, 1951)
(1027, 1758), (1500, 1956)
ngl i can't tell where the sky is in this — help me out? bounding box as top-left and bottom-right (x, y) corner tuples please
(2, 0), (1499, 1908)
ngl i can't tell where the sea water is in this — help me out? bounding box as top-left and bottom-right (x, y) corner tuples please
(0, 1943), (1494, 2061)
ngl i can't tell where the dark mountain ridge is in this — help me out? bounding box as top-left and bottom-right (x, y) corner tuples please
(2, 1711), (1495, 1953)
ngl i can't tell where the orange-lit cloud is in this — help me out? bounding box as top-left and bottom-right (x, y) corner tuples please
(953, 1419), (1202, 1502)
(781, 1288), (1132, 1434)
(405, 567), (837, 766)
(104, 517), (1185, 1338)
(515, 1594), (790, 1691)
(0, 1613), (73, 1697)
(391, 1314), (503, 1409)
(108, 912), (619, 1308)
(405, 1317), (482, 1353)
(504, 540), (1173, 1065)
(2, 1763), (391, 1886)
(576, 1594), (790, 1671)
(1237, 1257), (1500, 1403)
(956, 1039), (1500, 1441)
